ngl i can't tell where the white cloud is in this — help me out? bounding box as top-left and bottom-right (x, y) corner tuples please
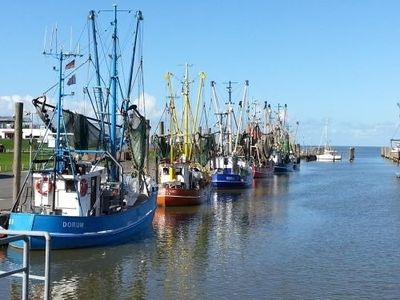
(0, 95), (36, 116)
(133, 92), (164, 131)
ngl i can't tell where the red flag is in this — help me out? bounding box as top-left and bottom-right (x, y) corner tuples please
(65, 59), (75, 69)
(67, 74), (76, 85)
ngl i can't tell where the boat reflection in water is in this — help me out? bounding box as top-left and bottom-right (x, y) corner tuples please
(1, 175), (291, 299)
(4, 237), (155, 300)
(153, 206), (202, 229)
(1, 148), (399, 299)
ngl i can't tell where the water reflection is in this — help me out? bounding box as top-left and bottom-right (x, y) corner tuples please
(4, 239), (154, 299)
(0, 173), (304, 299)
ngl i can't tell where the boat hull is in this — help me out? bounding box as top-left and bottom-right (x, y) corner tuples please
(252, 166), (273, 178)
(211, 173), (253, 189)
(157, 185), (210, 206)
(316, 155), (342, 161)
(8, 194), (156, 250)
(273, 162), (300, 173)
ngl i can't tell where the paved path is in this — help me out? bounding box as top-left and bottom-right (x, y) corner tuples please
(0, 174), (13, 210)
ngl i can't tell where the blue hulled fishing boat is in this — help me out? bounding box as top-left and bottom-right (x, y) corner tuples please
(210, 81), (253, 189)
(7, 6), (156, 249)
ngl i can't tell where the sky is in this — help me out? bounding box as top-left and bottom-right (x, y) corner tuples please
(1, 0), (400, 146)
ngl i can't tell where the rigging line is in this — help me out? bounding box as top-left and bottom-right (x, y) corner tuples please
(70, 20), (89, 55)
(86, 55), (109, 92)
(117, 75), (126, 103)
(118, 19), (142, 96)
(64, 57), (90, 78)
(84, 87), (100, 121)
(118, 11), (137, 56)
(153, 104), (168, 137)
(200, 102), (209, 131)
(139, 58), (146, 116)
(43, 58), (91, 95)
(128, 57), (141, 96)
(95, 17), (113, 80)
(127, 62), (141, 109)
(116, 40), (128, 96)
(128, 57), (145, 114)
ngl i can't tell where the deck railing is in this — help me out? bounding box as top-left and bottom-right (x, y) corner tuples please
(0, 230), (51, 300)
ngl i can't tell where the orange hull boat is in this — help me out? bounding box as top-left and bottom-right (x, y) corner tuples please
(157, 185), (209, 206)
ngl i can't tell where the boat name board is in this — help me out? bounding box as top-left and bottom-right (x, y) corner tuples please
(63, 221), (84, 228)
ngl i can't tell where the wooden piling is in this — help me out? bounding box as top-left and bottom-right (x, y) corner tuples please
(349, 147), (355, 162)
(12, 102), (23, 204)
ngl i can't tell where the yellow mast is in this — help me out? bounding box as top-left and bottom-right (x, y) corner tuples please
(189, 71), (206, 160)
(164, 71), (178, 180)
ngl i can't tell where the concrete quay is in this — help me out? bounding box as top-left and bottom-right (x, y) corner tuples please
(381, 147), (400, 164)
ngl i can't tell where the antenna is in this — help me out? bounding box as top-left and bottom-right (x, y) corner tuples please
(69, 26), (73, 54)
(43, 26), (47, 54)
(42, 23), (83, 173)
(223, 80), (238, 105)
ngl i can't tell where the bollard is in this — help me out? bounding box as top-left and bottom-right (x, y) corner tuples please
(349, 147), (355, 162)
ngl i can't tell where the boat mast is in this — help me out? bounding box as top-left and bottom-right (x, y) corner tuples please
(89, 10), (106, 151)
(211, 81), (224, 155)
(110, 5), (118, 180)
(183, 63), (190, 161)
(43, 50), (80, 173)
(127, 10), (143, 100)
(324, 118), (329, 149)
(189, 71), (206, 160)
(264, 102), (272, 134)
(192, 72), (206, 135)
(55, 51), (65, 173)
(120, 10), (143, 153)
(226, 81), (233, 155)
(234, 80), (249, 154)
(165, 72), (176, 168)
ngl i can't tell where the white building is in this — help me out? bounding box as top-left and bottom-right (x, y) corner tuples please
(0, 116), (49, 140)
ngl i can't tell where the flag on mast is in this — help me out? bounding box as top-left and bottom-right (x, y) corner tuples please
(65, 59), (75, 69)
(67, 74), (76, 85)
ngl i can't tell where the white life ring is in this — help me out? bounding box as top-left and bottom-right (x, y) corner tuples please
(35, 177), (53, 196)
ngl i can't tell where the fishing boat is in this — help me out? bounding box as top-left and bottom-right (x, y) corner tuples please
(210, 81), (253, 188)
(252, 164), (274, 178)
(271, 152), (300, 173)
(270, 104), (300, 173)
(248, 101), (274, 178)
(155, 65), (210, 206)
(316, 120), (342, 161)
(7, 7), (156, 249)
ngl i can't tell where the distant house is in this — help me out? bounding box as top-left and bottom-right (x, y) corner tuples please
(0, 116), (16, 139)
(0, 116), (48, 140)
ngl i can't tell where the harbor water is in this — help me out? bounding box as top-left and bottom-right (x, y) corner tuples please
(1, 146), (400, 299)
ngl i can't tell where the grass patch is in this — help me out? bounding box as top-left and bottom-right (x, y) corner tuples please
(0, 139), (34, 151)
(0, 152), (32, 172)
(0, 139), (41, 171)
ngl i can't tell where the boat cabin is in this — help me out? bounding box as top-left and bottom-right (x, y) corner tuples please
(32, 166), (104, 216)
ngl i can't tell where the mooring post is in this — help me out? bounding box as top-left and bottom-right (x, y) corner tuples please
(349, 147), (355, 162)
(13, 102), (23, 204)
